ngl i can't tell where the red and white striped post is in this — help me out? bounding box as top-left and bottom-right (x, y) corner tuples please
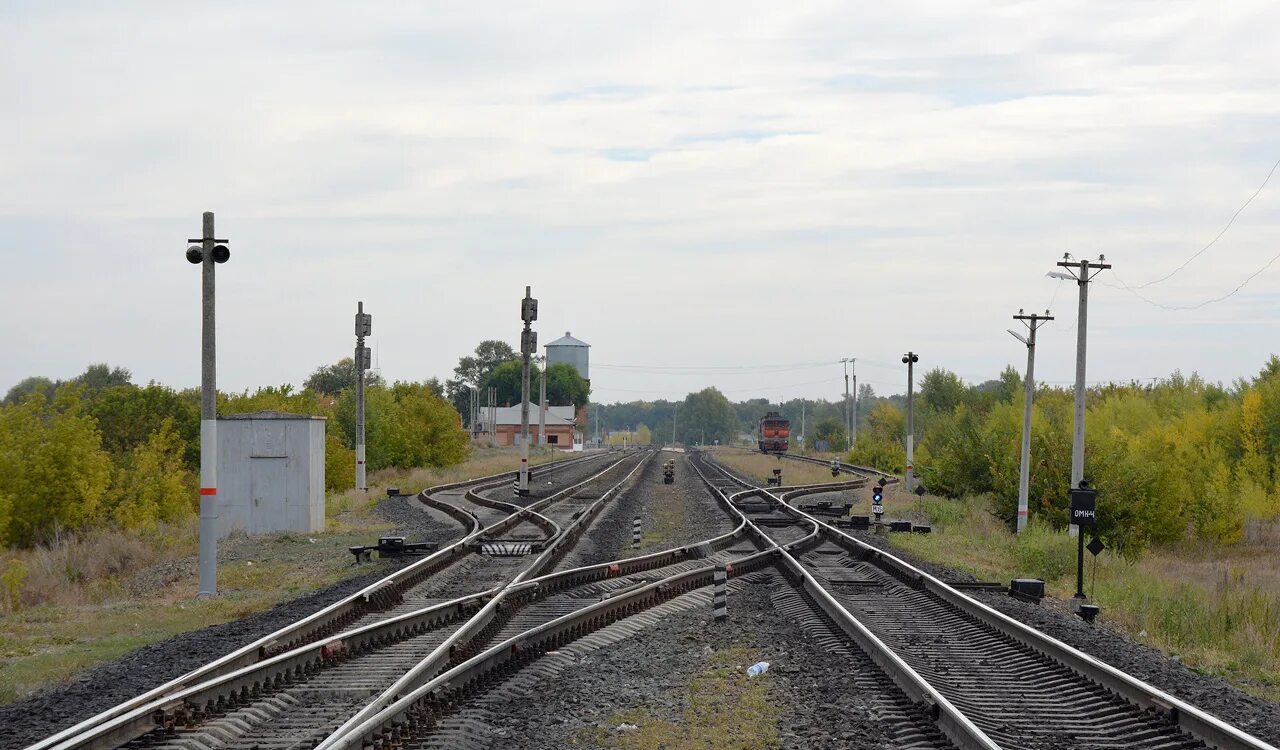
(187, 212), (229, 597)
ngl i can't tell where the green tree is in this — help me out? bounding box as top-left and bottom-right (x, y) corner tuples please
(445, 340), (517, 423)
(304, 357), (385, 396)
(544, 362), (590, 410)
(0, 387), (113, 546)
(812, 416), (848, 452)
(919, 368), (966, 414)
(484, 360), (534, 407)
(3, 376), (55, 405)
(104, 419), (195, 529)
(324, 430), (356, 491)
(335, 382), (468, 471)
(74, 364), (133, 392)
(88, 384), (200, 470)
(680, 388), (738, 445)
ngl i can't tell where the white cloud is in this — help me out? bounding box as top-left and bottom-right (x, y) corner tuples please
(2, 1), (1279, 401)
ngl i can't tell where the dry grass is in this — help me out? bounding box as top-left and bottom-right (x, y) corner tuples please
(708, 448), (847, 489)
(0, 446), (562, 704)
(327, 447), (567, 517)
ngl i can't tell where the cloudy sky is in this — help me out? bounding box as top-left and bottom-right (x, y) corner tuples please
(2, 1), (1278, 404)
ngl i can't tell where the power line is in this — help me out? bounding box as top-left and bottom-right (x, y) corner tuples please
(594, 361), (831, 374)
(1103, 248), (1280, 310)
(1125, 156), (1280, 289)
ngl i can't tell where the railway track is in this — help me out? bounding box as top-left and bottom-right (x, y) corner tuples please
(705, 453), (1278, 750)
(26, 449), (1278, 750)
(24, 451), (625, 750)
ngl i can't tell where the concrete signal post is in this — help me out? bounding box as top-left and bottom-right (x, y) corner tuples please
(355, 302), (372, 491)
(902, 352), (919, 493)
(185, 212), (231, 597)
(518, 286), (538, 495)
(1009, 310), (1053, 534)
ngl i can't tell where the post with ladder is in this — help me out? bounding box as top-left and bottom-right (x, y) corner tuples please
(355, 302), (372, 491)
(902, 352), (919, 493)
(518, 286), (538, 496)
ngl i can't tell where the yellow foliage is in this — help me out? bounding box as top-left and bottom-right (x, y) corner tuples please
(0, 388), (113, 547)
(104, 419), (196, 530)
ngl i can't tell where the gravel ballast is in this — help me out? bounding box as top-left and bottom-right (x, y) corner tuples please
(477, 575), (909, 750)
(851, 528), (1280, 746)
(0, 563), (403, 750)
(554, 452), (737, 572)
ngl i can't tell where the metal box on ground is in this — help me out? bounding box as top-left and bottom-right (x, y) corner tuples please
(1010, 578), (1046, 603)
(217, 411), (326, 539)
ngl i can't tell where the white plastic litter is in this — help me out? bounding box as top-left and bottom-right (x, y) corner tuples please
(747, 661), (770, 677)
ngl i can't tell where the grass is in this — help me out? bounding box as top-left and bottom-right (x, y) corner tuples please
(893, 493), (1280, 702)
(572, 646), (780, 749)
(708, 448), (848, 489)
(0, 447), (559, 705)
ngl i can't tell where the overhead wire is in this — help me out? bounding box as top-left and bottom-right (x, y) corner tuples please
(1101, 155), (1280, 310)
(1124, 156), (1280, 289)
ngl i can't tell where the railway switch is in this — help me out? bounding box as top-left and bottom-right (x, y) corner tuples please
(349, 536), (439, 562)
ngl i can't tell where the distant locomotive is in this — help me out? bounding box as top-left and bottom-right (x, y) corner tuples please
(758, 412), (791, 454)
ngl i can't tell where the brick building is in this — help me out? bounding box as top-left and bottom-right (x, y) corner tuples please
(477, 404), (580, 448)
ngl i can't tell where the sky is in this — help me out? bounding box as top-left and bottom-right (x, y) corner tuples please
(2, 1), (1279, 404)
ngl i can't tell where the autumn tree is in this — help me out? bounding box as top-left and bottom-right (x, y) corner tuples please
(304, 357), (385, 396)
(0, 387), (113, 546)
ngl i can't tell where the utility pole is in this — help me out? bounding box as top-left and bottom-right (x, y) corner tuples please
(800, 400), (806, 445)
(1054, 255), (1110, 536)
(538, 355), (547, 445)
(518, 286), (537, 495)
(672, 402), (678, 446)
(902, 352), (919, 492)
(185, 212), (230, 597)
(840, 358), (852, 450)
(354, 302), (371, 491)
(1009, 310), (1053, 534)
(850, 359), (858, 448)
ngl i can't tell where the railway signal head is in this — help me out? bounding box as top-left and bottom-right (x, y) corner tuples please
(872, 486), (883, 503)
(185, 244), (231, 264)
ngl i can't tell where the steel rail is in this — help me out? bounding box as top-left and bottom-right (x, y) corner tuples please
(38, 589), (498, 750)
(314, 452), (651, 749)
(323, 458), (787, 749)
(24, 452), (611, 750)
(691, 452), (1000, 749)
(778, 451), (896, 482)
(323, 454), (943, 749)
(706, 452), (1278, 750)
